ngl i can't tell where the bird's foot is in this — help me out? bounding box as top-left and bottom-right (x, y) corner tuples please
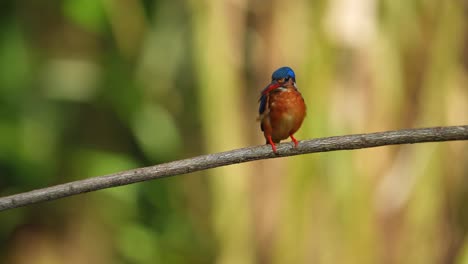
(290, 134), (299, 148)
(267, 135), (278, 153)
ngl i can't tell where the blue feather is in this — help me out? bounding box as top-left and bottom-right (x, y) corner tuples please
(259, 93), (267, 115)
(271, 66), (295, 81)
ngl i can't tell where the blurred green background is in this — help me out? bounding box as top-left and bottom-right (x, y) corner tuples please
(0, 0), (467, 263)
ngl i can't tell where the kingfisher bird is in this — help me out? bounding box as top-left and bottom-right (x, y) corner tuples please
(258, 66), (306, 153)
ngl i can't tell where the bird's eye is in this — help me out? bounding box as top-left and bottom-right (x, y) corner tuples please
(284, 77), (290, 82)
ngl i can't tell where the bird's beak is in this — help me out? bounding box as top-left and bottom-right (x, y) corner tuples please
(261, 81), (282, 95)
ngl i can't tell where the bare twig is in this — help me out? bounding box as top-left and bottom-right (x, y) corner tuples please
(0, 125), (466, 212)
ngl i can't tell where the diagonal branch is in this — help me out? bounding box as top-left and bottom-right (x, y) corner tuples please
(0, 125), (467, 212)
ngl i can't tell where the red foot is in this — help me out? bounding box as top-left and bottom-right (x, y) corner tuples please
(290, 134), (299, 148)
(267, 135), (277, 153)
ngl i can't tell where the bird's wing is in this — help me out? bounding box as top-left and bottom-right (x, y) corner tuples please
(259, 81), (281, 114)
(258, 93), (268, 115)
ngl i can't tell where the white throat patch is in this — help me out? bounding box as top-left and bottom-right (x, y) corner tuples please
(277, 87), (288, 92)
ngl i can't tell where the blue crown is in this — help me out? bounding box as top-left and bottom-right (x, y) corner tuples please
(272, 66), (295, 80)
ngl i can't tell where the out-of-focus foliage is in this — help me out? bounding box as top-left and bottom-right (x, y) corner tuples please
(0, 0), (467, 263)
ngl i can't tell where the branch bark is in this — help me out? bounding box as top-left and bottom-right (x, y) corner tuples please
(0, 125), (467, 211)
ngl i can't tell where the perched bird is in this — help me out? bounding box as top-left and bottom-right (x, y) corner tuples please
(258, 66), (306, 153)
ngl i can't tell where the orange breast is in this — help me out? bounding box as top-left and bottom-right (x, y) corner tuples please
(262, 87), (306, 142)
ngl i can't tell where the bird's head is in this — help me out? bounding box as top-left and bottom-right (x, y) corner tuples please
(261, 66), (296, 95)
(271, 66), (296, 83)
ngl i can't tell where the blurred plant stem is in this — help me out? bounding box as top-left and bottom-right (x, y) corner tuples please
(190, 0), (255, 263)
